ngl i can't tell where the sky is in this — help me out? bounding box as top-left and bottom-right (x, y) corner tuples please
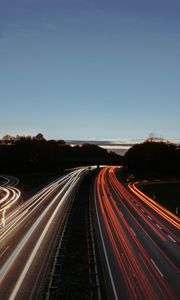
(0, 0), (180, 141)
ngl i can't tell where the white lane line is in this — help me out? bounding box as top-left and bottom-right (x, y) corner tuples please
(94, 187), (119, 300)
(141, 209), (144, 213)
(151, 259), (164, 277)
(130, 227), (136, 236)
(156, 224), (162, 230)
(167, 235), (176, 243)
(0, 246), (9, 258)
(147, 216), (152, 220)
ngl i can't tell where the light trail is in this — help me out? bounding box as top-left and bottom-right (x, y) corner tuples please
(0, 171), (77, 238)
(110, 169), (180, 243)
(95, 167), (179, 300)
(129, 182), (180, 230)
(0, 168), (89, 300)
(8, 173), (81, 300)
(0, 179), (21, 228)
(0, 171), (80, 281)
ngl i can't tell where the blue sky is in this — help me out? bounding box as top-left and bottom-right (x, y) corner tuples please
(0, 0), (180, 140)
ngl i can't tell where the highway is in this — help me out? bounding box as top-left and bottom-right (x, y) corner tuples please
(94, 166), (180, 300)
(0, 175), (21, 228)
(0, 168), (88, 300)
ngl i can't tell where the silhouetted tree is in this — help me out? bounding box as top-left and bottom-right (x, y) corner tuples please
(125, 141), (180, 176)
(0, 134), (122, 173)
(35, 133), (44, 140)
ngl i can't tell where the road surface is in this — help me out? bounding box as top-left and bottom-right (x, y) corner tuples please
(94, 166), (180, 300)
(0, 168), (88, 300)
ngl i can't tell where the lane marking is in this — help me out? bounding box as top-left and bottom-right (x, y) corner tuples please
(130, 227), (136, 236)
(94, 188), (119, 300)
(156, 224), (162, 230)
(0, 246), (9, 258)
(150, 259), (164, 277)
(167, 235), (176, 243)
(147, 216), (152, 220)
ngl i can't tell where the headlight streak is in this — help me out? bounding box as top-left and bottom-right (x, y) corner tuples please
(0, 187), (21, 227)
(0, 188), (11, 204)
(0, 176), (10, 186)
(0, 173), (76, 278)
(8, 173), (82, 300)
(0, 176), (19, 187)
(0, 172), (76, 239)
(95, 167), (179, 300)
(0, 167), (87, 295)
(0, 181), (65, 238)
(0, 170), (80, 238)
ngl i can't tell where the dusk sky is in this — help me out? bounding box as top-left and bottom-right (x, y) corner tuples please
(0, 0), (180, 140)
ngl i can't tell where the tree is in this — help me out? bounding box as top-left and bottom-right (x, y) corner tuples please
(2, 134), (15, 141)
(35, 133), (44, 140)
(125, 141), (180, 175)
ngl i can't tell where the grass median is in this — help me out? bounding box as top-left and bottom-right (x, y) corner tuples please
(141, 182), (180, 216)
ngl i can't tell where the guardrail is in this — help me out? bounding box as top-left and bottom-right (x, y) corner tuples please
(87, 196), (101, 300)
(46, 208), (72, 299)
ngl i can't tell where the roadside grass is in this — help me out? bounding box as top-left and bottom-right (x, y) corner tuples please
(141, 183), (180, 216)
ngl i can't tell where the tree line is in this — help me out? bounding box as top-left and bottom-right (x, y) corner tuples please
(0, 134), (122, 173)
(1, 134), (179, 177)
(125, 139), (180, 177)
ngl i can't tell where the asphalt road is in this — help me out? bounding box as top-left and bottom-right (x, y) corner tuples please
(94, 166), (180, 300)
(0, 168), (88, 300)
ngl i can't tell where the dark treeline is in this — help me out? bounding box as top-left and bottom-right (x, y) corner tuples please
(0, 134), (122, 173)
(1, 134), (179, 177)
(125, 140), (180, 177)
